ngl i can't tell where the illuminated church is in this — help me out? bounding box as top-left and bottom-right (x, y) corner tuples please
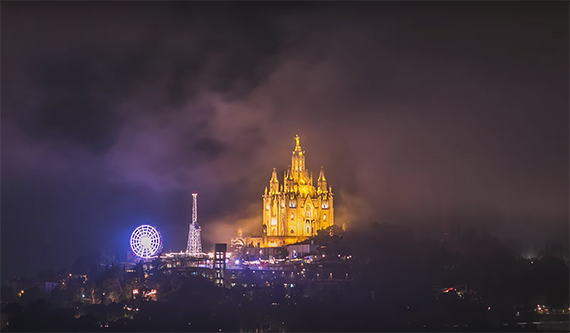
(252, 135), (334, 247)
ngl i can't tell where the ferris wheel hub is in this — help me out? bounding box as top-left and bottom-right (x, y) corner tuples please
(130, 225), (162, 259)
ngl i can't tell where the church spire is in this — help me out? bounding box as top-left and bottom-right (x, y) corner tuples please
(318, 166), (327, 193)
(270, 168), (278, 183)
(269, 168), (279, 194)
(291, 135), (306, 178)
(318, 166), (326, 182)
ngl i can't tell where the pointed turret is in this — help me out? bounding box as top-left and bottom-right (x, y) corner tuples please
(318, 166), (327, 193)
(270, 168), (278, 182)
(318, 166), (326, 182)
(284, 167), (293, 192)
(269, 168), (279, 194)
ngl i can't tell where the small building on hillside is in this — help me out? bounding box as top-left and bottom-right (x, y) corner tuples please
(34, 280), (60, 294)
(287, 242), (317, 260)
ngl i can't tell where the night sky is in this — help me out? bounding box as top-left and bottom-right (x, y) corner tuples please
(2, 2), (568, 280)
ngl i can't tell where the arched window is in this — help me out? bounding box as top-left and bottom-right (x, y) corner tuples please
(290, 229), (295, 234)
(305, 204), (312, 218)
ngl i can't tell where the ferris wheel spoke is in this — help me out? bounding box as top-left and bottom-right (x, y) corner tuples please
(130, 225), (162, 258)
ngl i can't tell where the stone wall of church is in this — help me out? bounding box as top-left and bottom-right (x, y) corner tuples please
(261, 136), (334, 245)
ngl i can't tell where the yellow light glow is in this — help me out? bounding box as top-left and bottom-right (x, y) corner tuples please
(258, 136), (334, 244)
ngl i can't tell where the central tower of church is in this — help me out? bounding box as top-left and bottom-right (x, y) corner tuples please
(260, 135), (334, 247)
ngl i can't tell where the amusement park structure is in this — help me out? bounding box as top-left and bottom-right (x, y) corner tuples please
(186, 192), (203, 256)
(130, 224), (163, 259)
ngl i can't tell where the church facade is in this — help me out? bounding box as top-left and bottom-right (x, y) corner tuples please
(257, 135), (334, 247)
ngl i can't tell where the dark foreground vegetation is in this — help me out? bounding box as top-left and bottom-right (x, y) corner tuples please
(2, 223), (568, 332)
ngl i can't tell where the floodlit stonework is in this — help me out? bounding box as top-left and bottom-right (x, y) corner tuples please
(257, 135), (334, 247)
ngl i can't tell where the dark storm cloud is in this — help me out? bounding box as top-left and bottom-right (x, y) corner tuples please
(2, 2), (568, 279)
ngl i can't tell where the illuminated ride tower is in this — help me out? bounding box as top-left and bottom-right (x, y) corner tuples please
(186, 192), (203, 256)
